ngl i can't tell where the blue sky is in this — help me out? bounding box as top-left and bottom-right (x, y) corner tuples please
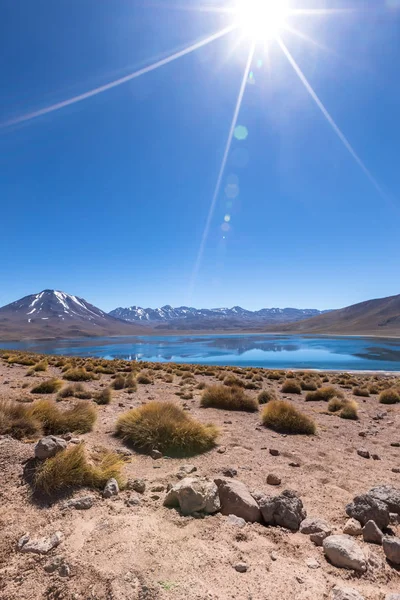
(1, 0), (400, 312)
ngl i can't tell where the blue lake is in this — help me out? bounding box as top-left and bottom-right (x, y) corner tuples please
(2, 334), (400, 371)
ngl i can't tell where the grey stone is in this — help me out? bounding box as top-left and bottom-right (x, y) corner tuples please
(300, 518), (332, 546)
(343, 518), (362, 536)
(215, 478), (261, 523)
(222, 468), (237, 478)
(19, 531), (63, 555)
(127, 479), (146, 493)
(151, 449), (163, 460)
(125, 496), (140, 506)
(266, 474), (281, 486)
(164, 477), (220, 516)
(357, 449), (370, 459)
(382, 536), (400, 564)
(362, 520), (383, 544)
(217, 446), (226, 454)
(323, 535), (367, 572)
(269, 449), (280, 456)
(177, 464), (197, 479)
(258, 489), (306, 531)
(61, 496), (95, 510)
(234, 562), (248, 573)
(331, 587), (365, 600)
(103, 478), (119, 498)
(44, 556), (64, 573)
(59, 563), (71, 577)
(227, 514), (246, 528)
(270, 551), (278, 561)
(34, 436), (67, 460)
(306, 558), (320, 569)
(345, 493), (390, 529)
(369, 485), (400, 515)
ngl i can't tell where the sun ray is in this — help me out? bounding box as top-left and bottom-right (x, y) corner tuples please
(1, 25), (236, 130)
(188, 42), (256, 300)
(276, 36), (392, 206)
(282, 24), (337, 56)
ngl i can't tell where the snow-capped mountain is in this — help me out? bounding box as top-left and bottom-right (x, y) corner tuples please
(109, 304), (329, 330)
(0, 290), (145, 340)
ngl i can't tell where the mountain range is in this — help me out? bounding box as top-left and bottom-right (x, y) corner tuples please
(0, 289), (399, 340)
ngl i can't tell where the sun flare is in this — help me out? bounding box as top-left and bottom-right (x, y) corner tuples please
(234, 0), (289, 41)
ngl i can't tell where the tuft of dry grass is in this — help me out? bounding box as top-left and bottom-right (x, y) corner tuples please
(305, 386), (341, 402)
(281, 380), (302, 394)
(328, 397), (345, 413)
(257, 389), (277, 405)
(115, 401), (218, 456)
(340, 400), (359, 420)
(31, 378), (64, 394)
(63, 368), (97, 382)
(0, 400), (41, 439)
(353, 387), (370, 397)
(379, 388), (400, 404)
(30, 399), (97, 434)
(94, 388), (112, 405)
(136, 372), (153, 385)
(57, 383), (92, 400)
(224, 375), (245, 388)
(200, 385), (258, 412)
(262, 400), (316, 435)
(33, 444), (125, 496)
(300, 379), (318, 391)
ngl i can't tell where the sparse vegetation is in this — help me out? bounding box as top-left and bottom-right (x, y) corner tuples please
(262, 400), (316, 435)
(353, 386), (370, 397)
(200, 384), (258, 412)
(57, 383), (92, 400)
(328, 397), (345, 413)
(115, 401), (218, 456)
(340, 400), (359, 420)
(281, 379), (302, 394)
(94, 387), (112, 405)
(30, 399), (97, 434)
(0, 400), (41, 439)
(31, 378), (64, 394)
(305, 386), (341, 402)
(33, 444), (125, 496)
(257, 389), (277, 404)
(63, 368), (96, 382)
(379, 388), (400, 404)
(136, 372), (153, 385)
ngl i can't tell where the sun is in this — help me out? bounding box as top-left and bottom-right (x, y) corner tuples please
(234, 0), (289, 41)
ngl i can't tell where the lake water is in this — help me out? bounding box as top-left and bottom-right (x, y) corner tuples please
(2, 334), (400, 371)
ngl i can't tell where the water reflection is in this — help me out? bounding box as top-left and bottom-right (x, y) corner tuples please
(2, 334), (400, 371)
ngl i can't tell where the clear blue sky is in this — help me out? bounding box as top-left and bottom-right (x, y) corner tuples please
(1, 0), (400, 312)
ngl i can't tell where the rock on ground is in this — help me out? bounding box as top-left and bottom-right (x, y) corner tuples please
(323, 535), (367, 572)
(382, 536), (400, 565)
(362, 520), (383, 544)
(164, 477), (220, 516)
(300, 517), (332, 546)
(214, 478), (261, 523)
(369, 485), (400, 515)
(331, 587), (365, 600)
(61, 496), (95, 510)
(258, 490), (306, 531)
(34, 436), (67, 460)
(345, 493), (390, 529)
(18, 532), (63, 555)
(343, 518), (362, 536)
(103, 478), (119, 498)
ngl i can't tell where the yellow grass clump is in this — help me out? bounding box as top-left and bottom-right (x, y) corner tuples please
(379, 388), (400, 404)
(57, 383), (92, 400)
(257, 389), (277, 405)
(305, 386), (341, 402)
(281, 379), (302, 394)
(0, 400), (41, 439)
(262, 400), (316, 435)
(30, 399), (97, 434)
(34, 444), (125, 496)
(63, 368), (97, 382)
(31, 378), (64, 394)
(200, 385), (258, 412)
(115, 401), (218, 456)
(340, 400), (359, 420)
(94, 388), (112, 405)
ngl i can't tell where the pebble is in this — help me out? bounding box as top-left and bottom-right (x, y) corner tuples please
(222, 468), (237, 478)
(127, 479), (146, 493)
(269, 449), (280, 456)
(306, 558), (320, 569)
(343, 518), (362, 537)
(227, 514), (246, 528)
(234, 562), (248, 573)
(357, 449), (370, 459)
(266, 474), (281, 486)
(103, 479), (119, 499)
(392, 468), (400, 474)
(125, 497), (141, 507)
(270, 551), (278, 561)
(390, 442), (400, 447)
(371, 454), (381, 461)
(151, 449), (163, 460)
(217, 447), (226, 454)
(289, 462), (300, 468)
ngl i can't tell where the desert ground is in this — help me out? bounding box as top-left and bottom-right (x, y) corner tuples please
(0, 351), (400, 600)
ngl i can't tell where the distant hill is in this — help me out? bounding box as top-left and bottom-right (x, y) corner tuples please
(0, 290), (146, 340)
(278, 294), (400, 336)
(109, 305), (329, 331)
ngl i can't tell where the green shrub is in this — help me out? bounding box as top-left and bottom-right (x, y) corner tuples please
(34, 444), (125, 496)
(115, 401), (218, 456)
(262, 400), (316, 435)
(201, 385), (258, 412)
(31, 378), (64, 394)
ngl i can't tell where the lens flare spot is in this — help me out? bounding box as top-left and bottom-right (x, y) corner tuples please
(234, 125), (248, 140)
(224, 214), (231, 222)
(225, 183), (239, 198)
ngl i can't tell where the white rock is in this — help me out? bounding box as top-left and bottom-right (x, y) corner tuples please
(343, 518), (362, 536)
(103, 478), (119, 498)
(164, 477), (220, 516)
(19, 531), (63, 555)
(35, 436), (67, 460)
(331, 586), (365, 600)
(323, 535), (367, 572)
